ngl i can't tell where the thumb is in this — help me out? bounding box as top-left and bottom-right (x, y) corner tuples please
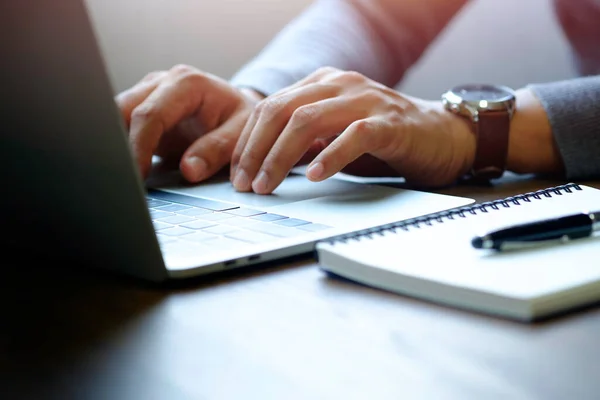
(179, 112), (248, 182)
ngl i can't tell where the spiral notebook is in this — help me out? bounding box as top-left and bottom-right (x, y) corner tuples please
(316, 183), (600, 321)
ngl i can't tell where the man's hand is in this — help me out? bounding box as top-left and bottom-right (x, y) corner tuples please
(230, 67), (476, 194)
(116, 64), (263, 181)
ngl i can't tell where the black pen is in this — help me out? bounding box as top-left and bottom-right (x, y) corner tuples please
(471, 211), (600, 251)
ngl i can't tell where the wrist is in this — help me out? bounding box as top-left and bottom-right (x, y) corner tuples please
(506, 88), (564, 175)
(435, 101), (477, 178)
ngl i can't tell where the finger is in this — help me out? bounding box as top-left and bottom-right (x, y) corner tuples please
(229, 102), (261, 179)
(115, 71), (167, 129)
(231, 82), (340, 192)
(306, 117), (388, 182)
(251, 96), (368, 194)
(271, 66), (341, 96)
(229, 67), (339, 179)
(179, 112), (247, 182)
(129, 72), (213, 179)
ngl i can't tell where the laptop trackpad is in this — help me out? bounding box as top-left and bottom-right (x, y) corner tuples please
(271, 183), (472, 228)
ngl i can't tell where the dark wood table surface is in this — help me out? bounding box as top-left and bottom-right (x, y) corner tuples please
(2, 175), (599, 400)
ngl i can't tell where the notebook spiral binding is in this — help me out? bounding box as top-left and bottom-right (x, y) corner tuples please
(321, 182), (582, 245)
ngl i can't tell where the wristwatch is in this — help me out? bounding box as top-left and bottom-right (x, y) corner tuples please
(441, 84), (516, 180)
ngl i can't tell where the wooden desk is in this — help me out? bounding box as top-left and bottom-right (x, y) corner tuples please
(3, 176), (599, 400)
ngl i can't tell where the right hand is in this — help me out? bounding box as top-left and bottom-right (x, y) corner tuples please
(116, 64), (264, 181)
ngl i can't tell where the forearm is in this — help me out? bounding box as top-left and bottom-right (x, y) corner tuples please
(507, 76), (600, 179)
(231, 0), (466, 95)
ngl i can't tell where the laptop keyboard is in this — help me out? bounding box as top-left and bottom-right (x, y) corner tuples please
(146, 190), (332, 258)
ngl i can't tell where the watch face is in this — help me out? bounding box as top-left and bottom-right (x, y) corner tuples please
(452, 84), (514, 103)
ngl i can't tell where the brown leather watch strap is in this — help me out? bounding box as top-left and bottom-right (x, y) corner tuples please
(471, 110), (510, 179)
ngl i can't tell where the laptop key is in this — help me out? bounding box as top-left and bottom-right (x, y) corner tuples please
(202, 225), (240, 235)
(220, 217), (260, 228)
(225, 230), (277, 244)
(156, 234), (177, 246)
(197, 212), (236, 222)
(152, 221), (173, 231)
(251, 213), (288, 222)
(156, 215), (197, 225)
(159, 226), (196, 237)
(180, 219), (219, 230)
(179, 231), (220, 243)
(176, 207), (213, 217)
(224, 208), (266, 217)
(297, 223), (333, 232)
(245, 221), (306, 238)
(147, 199), (170, 208)
(149, 210), (175, 219)
(154, 203), (192, 212)
(273, 218), (311, 227)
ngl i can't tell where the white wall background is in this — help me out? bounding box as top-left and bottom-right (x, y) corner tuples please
(86, 0), (576, 100)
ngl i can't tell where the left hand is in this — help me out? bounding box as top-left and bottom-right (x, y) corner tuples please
(115, 64), (264, 181)
(230, 67), (476, 194)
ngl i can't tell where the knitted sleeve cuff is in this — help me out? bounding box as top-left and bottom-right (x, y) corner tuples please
(528, 75), (600, 180)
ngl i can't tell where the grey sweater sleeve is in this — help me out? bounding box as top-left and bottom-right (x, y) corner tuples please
(529, 76), (600, 180)
(231, 0), (466, 95)
(527, 0), (600, 180)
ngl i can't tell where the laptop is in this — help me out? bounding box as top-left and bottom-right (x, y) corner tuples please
(0, 0), (473, 282)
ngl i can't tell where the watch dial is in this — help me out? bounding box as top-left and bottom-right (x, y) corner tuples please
(453, 84), (514, 102)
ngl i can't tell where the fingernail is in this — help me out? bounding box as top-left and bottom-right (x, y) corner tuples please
(233, 168), (250, 191)
(252, 170), (269, 193)
(307, 162), (324, 181)
(184, 156), (208, 181)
